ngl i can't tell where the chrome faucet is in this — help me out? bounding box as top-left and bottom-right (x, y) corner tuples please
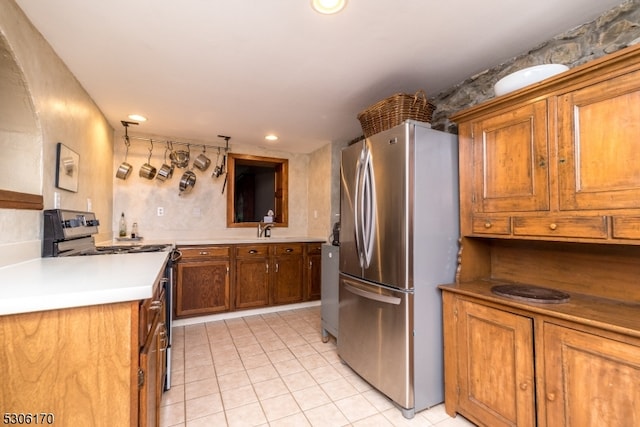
(257, 222), (274, 238)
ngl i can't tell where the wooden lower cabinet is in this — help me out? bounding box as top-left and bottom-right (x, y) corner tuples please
(176, 260), (230, 316)
(272, 243), (304, 304)
(235, 245), (270, 309)
(0, 288), (167, 427)
(177, 242), (321, 315)
(543, 323), (640, 427)
(139, 288), (167, 427)
(305, 243), (322, 300)
(443, 291), (640, 427)
(175, 246), (231, 317)
(451, 296), (535, 427)
(139, 318), (162, 427)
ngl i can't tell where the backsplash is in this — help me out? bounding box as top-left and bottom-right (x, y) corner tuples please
(112, 135), (322, 241)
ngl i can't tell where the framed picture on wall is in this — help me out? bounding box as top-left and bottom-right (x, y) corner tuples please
(55, 142), (79, 192)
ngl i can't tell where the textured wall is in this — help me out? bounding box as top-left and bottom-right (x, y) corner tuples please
(112, 136), (315, 240)
(0, 1), (114, 265)
(430, 0), (640, 133)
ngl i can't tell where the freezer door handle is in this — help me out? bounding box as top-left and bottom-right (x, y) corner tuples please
(343, 281), (401, 305)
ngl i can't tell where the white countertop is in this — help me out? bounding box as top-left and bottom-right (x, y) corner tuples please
(174, 236), (327, 245)
(98, 236), (327, 247)
(0, 251), (169, 316)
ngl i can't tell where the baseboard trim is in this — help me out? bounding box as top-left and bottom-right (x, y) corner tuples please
(172, 300), (321, 327)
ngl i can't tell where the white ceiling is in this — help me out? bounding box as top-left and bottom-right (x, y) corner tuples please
(16, 0), (624, 153)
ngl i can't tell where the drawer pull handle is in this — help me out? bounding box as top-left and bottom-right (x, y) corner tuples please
(199, 251), (209, 255)
(150, 301), (162, 311)
(484, 222), (492, 229)
(249, 249), (258, 254)
(285, 248), (294, 253)
(549, 223), (557, 230)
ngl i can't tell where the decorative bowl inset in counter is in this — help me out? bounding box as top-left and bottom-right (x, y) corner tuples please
(494, 64), (569, 96)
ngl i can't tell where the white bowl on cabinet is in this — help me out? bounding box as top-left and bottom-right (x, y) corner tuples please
(494, 64), (569, 96)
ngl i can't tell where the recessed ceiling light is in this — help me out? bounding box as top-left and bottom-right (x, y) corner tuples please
(128, 114), (147, 122)
(311, 0), (347, 15)
(265, 134), (279, 141)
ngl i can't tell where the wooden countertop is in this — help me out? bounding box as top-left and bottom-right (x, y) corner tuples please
(439, 281), (640, 339)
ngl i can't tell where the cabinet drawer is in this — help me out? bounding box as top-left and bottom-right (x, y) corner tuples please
(612, 216), (640, 240)
(139, 287), (165, 348)
(179, 246), (230, 259)
(274, 243), (303, 256)
(235, 244), (269, 257)
(512, 216), (608, 239)
(306, 243), (322, 255)
(472, 216), (511, 235)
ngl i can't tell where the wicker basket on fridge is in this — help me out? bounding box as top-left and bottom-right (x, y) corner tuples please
(357, 90), (435, 138)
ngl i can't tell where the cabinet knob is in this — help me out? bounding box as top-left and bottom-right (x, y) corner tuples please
(484, 222), (492, 229)
(285, 248), (294, 253)
(549, 223), (558, 230)
(519, 382), (528, 391)
(249, 249), (258, 254)
(547, 392), (556, 401)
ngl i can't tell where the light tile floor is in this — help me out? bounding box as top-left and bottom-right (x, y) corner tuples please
(160, 306), (475, 427)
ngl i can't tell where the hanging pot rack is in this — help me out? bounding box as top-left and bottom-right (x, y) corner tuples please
(121, 134), (231, 152)
(120, 120), (231, 152)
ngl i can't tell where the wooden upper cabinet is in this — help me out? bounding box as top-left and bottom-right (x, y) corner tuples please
(472, 100), (549, 213)
(557, 69), (640, 211)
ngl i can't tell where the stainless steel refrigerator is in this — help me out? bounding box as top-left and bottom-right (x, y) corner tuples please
(338, 120), (459, 418)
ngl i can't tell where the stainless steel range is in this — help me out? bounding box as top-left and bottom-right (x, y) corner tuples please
(43, 209), (170, 256)
(42, 209), (176, 390)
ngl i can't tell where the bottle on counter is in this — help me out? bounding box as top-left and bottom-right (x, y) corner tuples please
(131, 222), (138, 239)
(119, 212), (127, 237)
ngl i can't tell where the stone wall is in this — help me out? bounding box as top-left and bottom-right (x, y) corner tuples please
(431, 0), (640, 134)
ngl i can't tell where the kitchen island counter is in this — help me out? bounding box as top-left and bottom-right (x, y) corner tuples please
(0, 251), (169, 316)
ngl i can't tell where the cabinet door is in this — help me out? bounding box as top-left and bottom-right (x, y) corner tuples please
(139, 318), (161, 427)
(175, 260), (230, 317)
(457, 299), (535, 427)
(543, 323), (640, 427)
(472, 100), (549, 213)
(306, 251), (322, 300)
(557, 70), (640, 210)
(235, 257), (270, 308)
(273, 255), (303, 304)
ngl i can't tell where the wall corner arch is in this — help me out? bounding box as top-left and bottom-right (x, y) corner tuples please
(0, 30), (43, 210)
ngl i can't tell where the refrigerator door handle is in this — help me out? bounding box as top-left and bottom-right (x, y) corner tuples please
(361, 146), (376, 268)
(354, 147), (365, 267)
(343, 281), (401, 305)
(354, 144), (376, 269)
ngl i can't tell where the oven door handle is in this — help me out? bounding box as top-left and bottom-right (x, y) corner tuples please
(343, 281), (401, 305)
